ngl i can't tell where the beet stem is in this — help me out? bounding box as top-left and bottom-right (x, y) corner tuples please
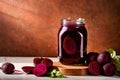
(14, 70), (25, 73)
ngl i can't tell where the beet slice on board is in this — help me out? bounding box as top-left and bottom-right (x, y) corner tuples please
(88, 61), (101, 76)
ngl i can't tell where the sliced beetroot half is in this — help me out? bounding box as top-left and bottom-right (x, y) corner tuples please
(88, 61), (101, 76)
(63, 36), (76, 55)
(33, 64), (47, 76)
(33, 57), (44, 66)
(22, 66), (34, 74)
(41, 58), (53, 68)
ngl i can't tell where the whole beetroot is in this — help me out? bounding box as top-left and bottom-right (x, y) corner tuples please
(2, 62), (15, 74)
(33, 57), (44, 66)
(41, 58), (53, 68)
(97, 51), (111, 65)
(87, 52), (98, 63)
(103, 63), (116, 76)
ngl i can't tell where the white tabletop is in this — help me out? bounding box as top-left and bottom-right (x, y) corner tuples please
(0, 57), (119, 80)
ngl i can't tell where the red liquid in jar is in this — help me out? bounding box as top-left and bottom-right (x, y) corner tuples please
(58, 18), (87, 65)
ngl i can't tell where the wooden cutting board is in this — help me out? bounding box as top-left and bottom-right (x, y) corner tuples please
(53, 62), (88, 76)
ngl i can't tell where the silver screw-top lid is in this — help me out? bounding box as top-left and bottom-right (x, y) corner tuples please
(62, 17), (71, 24)
(76, 18), (85, 24)
(62, 18), (85, 25)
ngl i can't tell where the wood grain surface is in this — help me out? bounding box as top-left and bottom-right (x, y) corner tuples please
(0, 0), (120, 56)
(53, 62), (88, 76)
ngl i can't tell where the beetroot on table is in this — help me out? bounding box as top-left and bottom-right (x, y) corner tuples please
(2, 62), (15, 74)
(41, 58), (53, 68)
(0, 57), (63, 78)
(33, 64), (47, 76)
(87, 52), (98, 63)
(97, 51), (111, 65)
(103, 63), (116, 76)
(22, 66), (34, 74)
(88, 61), (101, 76)
(22, 58), (54, 76)
(33, 57), (44, 66)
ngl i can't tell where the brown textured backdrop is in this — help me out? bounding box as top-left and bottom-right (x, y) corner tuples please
(0, 0), (120, 56)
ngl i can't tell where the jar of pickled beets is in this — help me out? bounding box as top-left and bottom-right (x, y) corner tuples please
(58, 18), (87, 65)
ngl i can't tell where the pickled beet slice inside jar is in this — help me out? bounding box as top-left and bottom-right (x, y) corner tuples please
(63, 36), (77, 55)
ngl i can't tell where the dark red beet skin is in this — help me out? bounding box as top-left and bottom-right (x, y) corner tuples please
(103, 63), (116, 76)
(88, 61), (101, 76)
(33, 64), (47, 76)
(41, 58), (53, 68)
(63, 36), (77, 55)
(87, 52), (98, 63)
(97, 51), (111, 65)
(22, 66), (34, 74)
(2, 63), (15, 74)
(33, 57), (44, 66)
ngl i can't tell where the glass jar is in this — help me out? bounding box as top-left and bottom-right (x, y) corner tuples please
(58, 18), (87, 65)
